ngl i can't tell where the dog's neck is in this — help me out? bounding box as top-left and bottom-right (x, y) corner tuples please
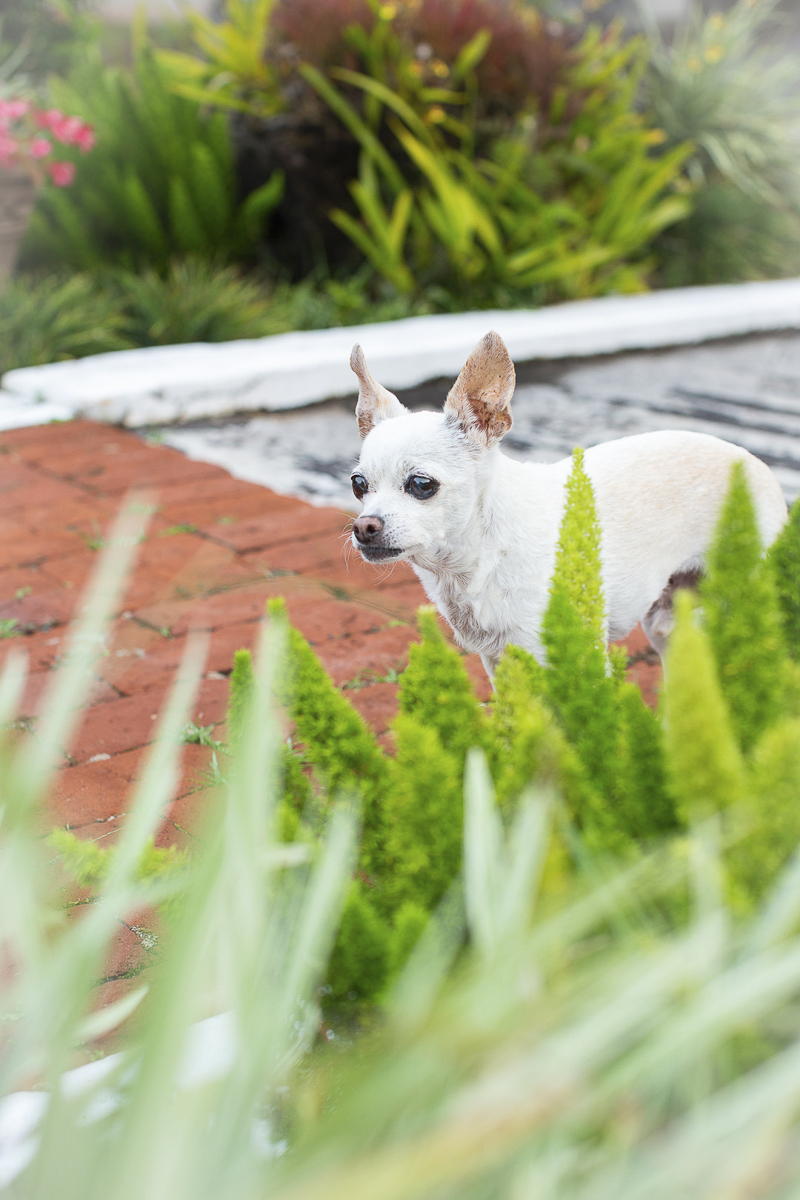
(408, 452), (551, 668)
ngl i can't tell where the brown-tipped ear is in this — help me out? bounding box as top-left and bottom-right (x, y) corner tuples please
(351, 344), (408, 440)
(443, 331), (515, 446)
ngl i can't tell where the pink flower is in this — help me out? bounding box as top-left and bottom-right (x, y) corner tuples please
(28, 136), (52, 159)
(75, 124), (95, 153)
(50, 115), (85, 145)
(0, 99), (29, 123)
(47, 160), (76, 187)
(35, 108), (65, 132)
(0, 134), (19, 166)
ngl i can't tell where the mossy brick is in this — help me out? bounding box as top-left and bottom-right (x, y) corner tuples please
(1, 474), (102, 513)
(151, 474), (289, 527)
(207, 504), (350, 553)
(64, 450), (225, 496)
(359, 574), (427, 613)
(99, 637), (187, 698)
(48, 536), (265, 608)
(0, 625), (65, 673)
(19, 670), (118, 720)
(243, 537), (339, 577)
(347, 681), (401, 737)
(191, 676), (230, 724)
(68, 676), (228, 764)
(317, 625), (416, 687)
(0, 461), (48, 501)
(102, 918), (158, 980)
(0, 495), (119, 539)
(170, 748), (217, 806)
(0, 530), (90, 570)
(277, 593), (389, 646)
(70, 688), (171, 763)
(47, 748), (144, 830)
(0, 563), (64, 598)
(0, 583), (80, 629)
(2, 419), (130, 456)
(132, 575), (326, 637)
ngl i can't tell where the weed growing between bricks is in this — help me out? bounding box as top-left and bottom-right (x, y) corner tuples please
(6, 455), (800, 1197)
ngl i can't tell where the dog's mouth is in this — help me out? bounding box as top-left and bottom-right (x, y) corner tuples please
(358, 545), (404, 563)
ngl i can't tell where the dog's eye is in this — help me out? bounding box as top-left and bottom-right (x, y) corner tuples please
(351, 473), (369, 501)
(405, 474), (440, 501)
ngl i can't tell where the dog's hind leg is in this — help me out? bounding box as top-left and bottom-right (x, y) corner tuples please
(641, 567), (703, 661)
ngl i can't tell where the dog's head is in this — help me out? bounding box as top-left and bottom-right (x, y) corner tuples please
(348, 331), (515, 568)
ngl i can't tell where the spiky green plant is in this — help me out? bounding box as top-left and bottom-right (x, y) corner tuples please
(729, 717), (800, 914)
(614, 681), (677, 839)
(487, 643), (592, 818)
(268, 597), (391, 875)
(664, 590), (745, 822)
(701, 461), (786, 752)
(226, 646), (255, 744)
(541, 448), (619, 800)
(769, 495), (800, 659)
(382, 713), (463, 913)
(397, 606), (485, 763)
(106, 260), (283, 346)
(326, 881), (390, 1009)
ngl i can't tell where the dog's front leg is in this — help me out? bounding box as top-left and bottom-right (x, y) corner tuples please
(480, 651), (500, 686)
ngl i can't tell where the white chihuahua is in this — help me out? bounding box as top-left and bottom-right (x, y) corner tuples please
(348, 331), (787, 676)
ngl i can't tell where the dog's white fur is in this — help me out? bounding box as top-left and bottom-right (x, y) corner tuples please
(349, 332), (788, 676)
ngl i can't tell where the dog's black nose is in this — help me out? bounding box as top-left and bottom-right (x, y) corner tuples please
(353, 514), (384, 544)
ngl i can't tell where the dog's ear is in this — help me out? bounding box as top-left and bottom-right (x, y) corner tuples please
(351, 345), (408, 440)
(444, 331), (515, 446)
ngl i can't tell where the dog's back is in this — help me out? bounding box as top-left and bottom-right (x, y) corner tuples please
(583, 430), (787, 640)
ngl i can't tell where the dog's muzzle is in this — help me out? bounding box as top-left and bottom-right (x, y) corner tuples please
(352, 515), (402, 561)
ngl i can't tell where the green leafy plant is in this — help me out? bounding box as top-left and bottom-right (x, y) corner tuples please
(22, 46), (284, 271)
(0, 272), (130, 375)
(158, 0), (285, 117)
(644, 0), (800, 284)
(303, 19), (692, 303)
(105, 259), (284, 346)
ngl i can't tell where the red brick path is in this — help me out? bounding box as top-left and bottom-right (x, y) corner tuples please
(0, 420), (661, 1007)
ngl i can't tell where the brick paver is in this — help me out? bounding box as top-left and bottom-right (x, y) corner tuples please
(0, 419), (660, 1011)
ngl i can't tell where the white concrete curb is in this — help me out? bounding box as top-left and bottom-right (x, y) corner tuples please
(3, 277), (800, 429)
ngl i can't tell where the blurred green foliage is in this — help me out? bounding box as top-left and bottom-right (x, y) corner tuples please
(645, 0), (800, 285)
(4, 0), (797, 333)
(301, 18), (692, 304)
(22, 46), (283, 272)
(12, 459), (800, 1197)
(700, 461), (786, 752)
(0, 263), (430, 375)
